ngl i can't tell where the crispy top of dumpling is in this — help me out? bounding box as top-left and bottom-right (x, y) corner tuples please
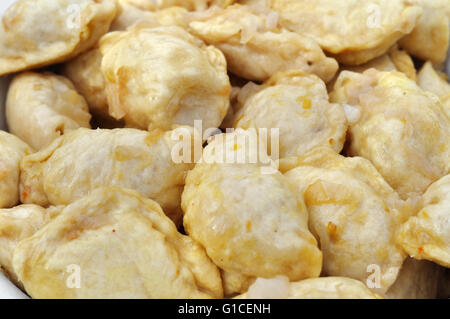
(331, 70), (450, 199)
(182, 129), (322, 295)
(283, 147), (411, 293)
(233, 70), (347, 158)
(6, 72), (91, 150)
(0, 0), (117, 76)
(268, 0), (422, 65)
(0, 131), (33, 209)
(100, 25), (230, 130)
(12, 187), (223, 299)
(188, 4), (338, 82)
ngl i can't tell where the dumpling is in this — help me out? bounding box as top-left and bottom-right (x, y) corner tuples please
(399, 0), (449, 64)
(417, 61), (450, 98)
(0, 0), (117, 76)
(397, 174), (450, 268)
(6, 72), (92, 150)
(182, 129), (322, 296)
(188, 4), (338, 82)
(100, 25), (230, 131)
(0, 205), (53, 285)
(268, 0), (422, 65)
(417, 62), (450, 119)
(237, 276), (380, 299)
(233, 71), (347, 158)
(331, 46), (416, 92)
(387, 46), (417, 81)
(19, 127), (195, 225)
(282, 147), (411, 293)
(110, 1), (189, 32)
(0, 131), (33, 209)
(63, 5), (190, 120)
(331, 70), (450, 200)
(12, 187), (223, 299)
(61, 49), (109, 119)
(386, 258), (442, 299)
(110, 1), (157, 31)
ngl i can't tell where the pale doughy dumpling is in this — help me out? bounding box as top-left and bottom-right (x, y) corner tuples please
(331, 70), (450, 200)
(268, 0), (422, 65)
(397, 174), (450, 268)
(20, 127), (195, 225)
(0, 205), (53, 285)
(100, 25), (230, 130)
(233, 71), (347, 158)
(237, 276), (380, 299)
(12, 187), (223, 299)
(63, 5), (194, 119)
(386, 258), (442, 299)
(0, 0), (117, 76)
(417, 61), (450, 97)
(62, 49), (109, 119)
(282, 147), (410, 293)
(399, 0), (449, 64)
(182, 130), (323, 296)
(188, 4), (338, 82)
(0, 131), (33, 209)
(6, 72), (92, 151)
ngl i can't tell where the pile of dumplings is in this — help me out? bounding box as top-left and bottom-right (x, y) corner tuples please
(0, 0), (449, 299)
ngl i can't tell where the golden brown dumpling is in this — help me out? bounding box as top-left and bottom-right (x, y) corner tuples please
(6, 72), (91, 150)
(182, 130), (322, 295)
(0, 205), (53, 285)
(268, 0), (422, 65)
(0, 131), (33, 208)
(233, 71), (347, 158)
(397, 174), (450, 268)
(283, 147), (411, 293)
(19, 127), (195, 225)
(100, 25), (230, 130)
(0, 0), (117, 76)
(188, 4), (338, 82)
(237, 276), (380, 299)
(331, 70), (450, 200)
(399, 0), (449, 64)
(12, 187), (223, 299)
